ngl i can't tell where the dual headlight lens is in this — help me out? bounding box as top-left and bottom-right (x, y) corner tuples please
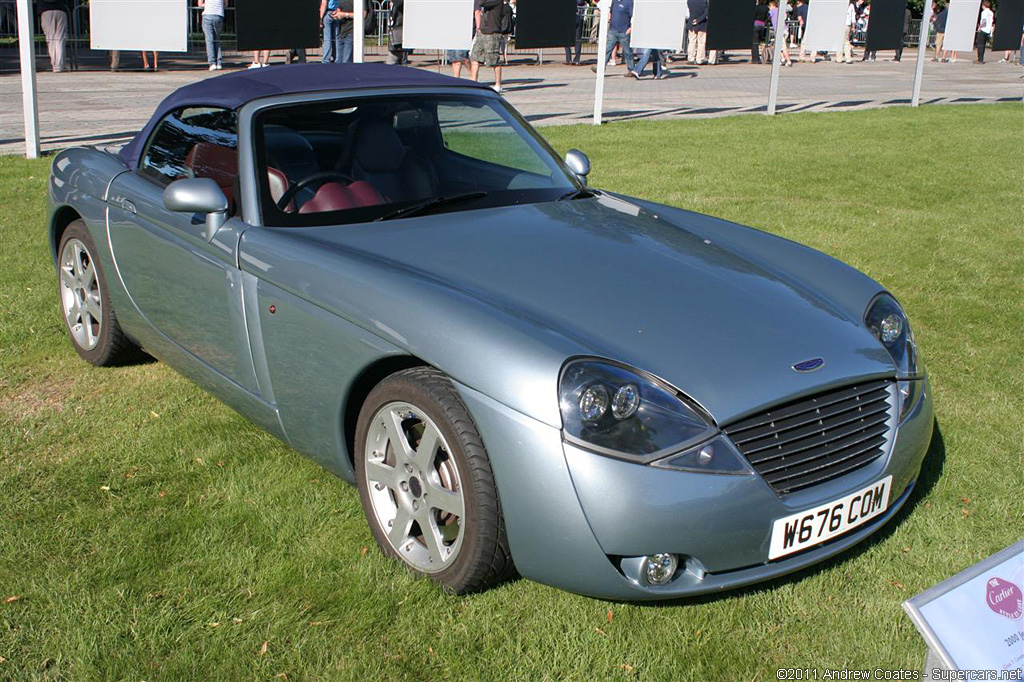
(559, 359), (749, 473)
(864, 293), (920, 379)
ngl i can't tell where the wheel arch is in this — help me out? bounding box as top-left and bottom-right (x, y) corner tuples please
(50, 205), (84, 265)
(343, 354), (430, 468)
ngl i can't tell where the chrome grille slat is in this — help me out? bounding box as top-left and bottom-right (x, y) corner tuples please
(724, 380), (894, 495)
(725, 380), (890, 433)
(747, 421), (890, 466)
(763, 435), (888, 482)
(728, 387), (890, 444)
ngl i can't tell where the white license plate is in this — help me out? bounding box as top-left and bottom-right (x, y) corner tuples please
(768, 475), (893, 560)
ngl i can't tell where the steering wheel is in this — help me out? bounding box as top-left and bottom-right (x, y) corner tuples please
(276, 170), (354, 211)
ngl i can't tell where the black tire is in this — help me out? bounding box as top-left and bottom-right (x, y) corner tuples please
(57, 220), (142, 367)
(354, 367), (514, 594)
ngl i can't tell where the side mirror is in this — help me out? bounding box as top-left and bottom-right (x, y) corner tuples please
(564, 149), (591, 185)
(163, 178), (229, 241)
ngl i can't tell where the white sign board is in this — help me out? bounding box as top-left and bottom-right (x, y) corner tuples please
(631, 0), (687, 51)
(904, 540), (1024, 673)
(90, 0), (187, 52)
(404, 0), (474, 51)
(943, 0), (982, 52)
(800, 0), (849, 53)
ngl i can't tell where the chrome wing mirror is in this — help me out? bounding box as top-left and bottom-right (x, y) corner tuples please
(564, 149), (591, 185)
(163, 178), (229, 241)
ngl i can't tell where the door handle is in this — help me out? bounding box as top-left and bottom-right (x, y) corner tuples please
(109, 195), (137, 214)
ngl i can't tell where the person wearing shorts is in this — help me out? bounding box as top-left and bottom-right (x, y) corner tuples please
(447, 49), (471, 78)
(470, 0), (505, 92)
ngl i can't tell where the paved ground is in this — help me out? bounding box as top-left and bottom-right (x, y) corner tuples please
(1, 49), (1020, 155)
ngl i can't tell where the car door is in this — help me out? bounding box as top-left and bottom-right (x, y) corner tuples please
(106, 106), (260, 394)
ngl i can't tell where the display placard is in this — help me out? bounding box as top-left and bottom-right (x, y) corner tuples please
(800, 0), (849, 53)
(90, 0), (187, 52)
(631, 0), (687, 51)
(514, 0), (576, 49)
(864, 0), (906, 51)
(706, 0), (757, 51)
(236, 0), (320, 51)
(404, 0), (474, 51)
(943, 0), (982, 52)
(991, 0), (1024, 51)
(904, 540), (1024, 673)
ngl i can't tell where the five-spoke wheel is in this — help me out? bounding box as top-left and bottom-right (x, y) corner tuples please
(355, 367), (513, 593)
(56, 220), (141, 366)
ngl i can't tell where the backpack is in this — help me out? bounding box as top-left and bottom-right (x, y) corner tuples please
(497, 2), (514, 35)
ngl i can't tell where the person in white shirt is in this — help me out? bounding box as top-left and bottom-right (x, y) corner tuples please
(836, 0), (855, 63)
(198, 0), (225, 70)
(975, 0), (994, 63)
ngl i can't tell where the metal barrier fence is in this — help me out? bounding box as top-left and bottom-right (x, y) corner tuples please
(1, 2), (932, 68)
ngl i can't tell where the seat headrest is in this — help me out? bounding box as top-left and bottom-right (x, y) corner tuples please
(353, 119), (406, 173)
(185, 142), (237, 187)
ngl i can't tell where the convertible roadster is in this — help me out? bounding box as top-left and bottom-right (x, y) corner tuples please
(47, 64), (933, 599)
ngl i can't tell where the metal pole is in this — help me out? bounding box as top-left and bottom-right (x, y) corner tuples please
(354, 0), (365, 62)
(766, 0), (789, 115)
(592, 0), (610, 125)
(16, 0), (40, 159)
(911, 1), (932, 107)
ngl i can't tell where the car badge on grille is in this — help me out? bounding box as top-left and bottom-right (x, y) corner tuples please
(792, 358), (825, 373)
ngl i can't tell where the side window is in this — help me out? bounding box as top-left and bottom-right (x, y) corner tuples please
(139, 107), (238, 189)
(437, 102), (550, 176)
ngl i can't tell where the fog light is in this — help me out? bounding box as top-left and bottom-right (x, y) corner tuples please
(643, 553), (678, 586)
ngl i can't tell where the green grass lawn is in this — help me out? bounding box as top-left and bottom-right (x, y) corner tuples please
(1, 104), (1022, 680)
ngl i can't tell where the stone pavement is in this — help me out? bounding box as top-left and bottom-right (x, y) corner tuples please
(1, 50), (1020, 156)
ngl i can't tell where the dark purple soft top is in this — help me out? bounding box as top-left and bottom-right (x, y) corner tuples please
(118, 63), (490, 169)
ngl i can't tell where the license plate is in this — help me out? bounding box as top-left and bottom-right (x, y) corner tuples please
(768, 476), (893, 560)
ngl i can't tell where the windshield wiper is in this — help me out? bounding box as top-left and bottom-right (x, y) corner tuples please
(557, 188), (597, 201)
(374, 192), (489, 222)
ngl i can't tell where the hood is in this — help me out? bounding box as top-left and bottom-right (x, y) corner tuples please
(301, 195), (895, 424)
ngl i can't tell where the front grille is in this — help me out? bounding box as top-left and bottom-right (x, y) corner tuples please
(723, 379), (894, 495)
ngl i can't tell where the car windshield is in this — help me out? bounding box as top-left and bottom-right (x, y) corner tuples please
(253, 93), (581, 227)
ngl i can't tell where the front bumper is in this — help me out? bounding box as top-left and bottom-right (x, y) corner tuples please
(457, 375), (934, 601)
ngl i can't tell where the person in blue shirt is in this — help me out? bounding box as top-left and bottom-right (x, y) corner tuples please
(592, 0), (635, 72)
(686, 0), (708, 64)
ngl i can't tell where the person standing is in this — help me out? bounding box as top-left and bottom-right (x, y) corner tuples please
(387, 0), (409, 65)
(752, 0), (769, 64)
(141, 50), (159, 71)
(565, 0), (587, 65)
(36, 0), (68, 73)
(837, 0), (855, 63)
(795, 0), (810, 60)
(975, 0), (993, 63)
(932, 2), (947, 62)
(471, 0), (507, 92)
(630, 48), (669, 78)
(199, 0), (225, 70)
(892, 6), (911, 61)
(249, 50), (271, 68)
(320, 0), (340, 62)
(590, 0), (634, 72)
(769, 0), (793, 66)
(686, 0), (708, 64)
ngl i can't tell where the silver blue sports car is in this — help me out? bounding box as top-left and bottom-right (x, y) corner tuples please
(47, 64), (933, 599)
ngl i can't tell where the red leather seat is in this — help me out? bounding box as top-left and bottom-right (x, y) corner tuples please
(298, 180), (385, 214)
(185, 142), (237, 210)
(184, 141), (294, 212)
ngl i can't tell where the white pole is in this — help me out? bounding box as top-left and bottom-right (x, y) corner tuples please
(592, 0), (610, 125)
(766, 0), (789, 115)
(911, 1), (932, 107)
(354, 0), (365, 62)
(16, 0), (40, 159)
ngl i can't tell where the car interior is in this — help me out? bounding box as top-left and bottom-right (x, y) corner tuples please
(159, 96), (574, 228)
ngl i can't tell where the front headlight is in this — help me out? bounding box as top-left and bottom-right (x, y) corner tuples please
(559, 359), (749, 474)
(864, 293), (919, 378)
